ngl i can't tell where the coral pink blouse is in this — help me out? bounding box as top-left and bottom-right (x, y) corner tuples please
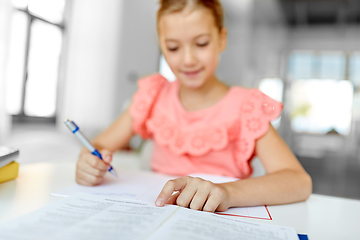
(129, 74), (282, 179)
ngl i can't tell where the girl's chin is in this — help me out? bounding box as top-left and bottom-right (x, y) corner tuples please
(178, 73), (208, 89)
(180, 79), (205, 89)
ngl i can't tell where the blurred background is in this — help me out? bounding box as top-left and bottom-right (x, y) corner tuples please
(0, 0), (359, 200)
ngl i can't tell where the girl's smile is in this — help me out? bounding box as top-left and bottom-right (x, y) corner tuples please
(182, 68), (203, 79)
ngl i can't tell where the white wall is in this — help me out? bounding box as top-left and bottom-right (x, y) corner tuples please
(251, 0), (288, 86)
(217, 0), (254, 87)
(57, 0), (160, 137)
(0, 0), (12, 144)
(58, 0), (125, 137)
(113, 0), (159, 116)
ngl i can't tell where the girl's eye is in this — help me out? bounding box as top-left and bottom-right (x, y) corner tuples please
(197, 42), (209, 47)
(167, 47), (178, 52)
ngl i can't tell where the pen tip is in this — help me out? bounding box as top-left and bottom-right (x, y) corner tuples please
(111, 169), (118, 177)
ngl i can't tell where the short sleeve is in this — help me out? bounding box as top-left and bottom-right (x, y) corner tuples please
(129, 74), (167, 139)
(234, 89), (283, 177)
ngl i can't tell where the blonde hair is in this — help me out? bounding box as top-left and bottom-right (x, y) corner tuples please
(157, 0), (224, 31)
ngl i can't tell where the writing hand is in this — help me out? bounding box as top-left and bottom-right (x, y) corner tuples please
(76, 149), (113, 186)
(155, 176), (230, 212)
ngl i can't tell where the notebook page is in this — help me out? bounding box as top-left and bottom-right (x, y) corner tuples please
(52, 172), (272, 220)
(0, 193), (178, 240)
(50, 171), (172, 198)
(148, 207), (298, 240)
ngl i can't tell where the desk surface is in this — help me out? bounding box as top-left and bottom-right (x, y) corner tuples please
(0, 161), (359, 240)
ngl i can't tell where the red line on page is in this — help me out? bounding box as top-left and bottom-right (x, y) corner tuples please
(264, 205), (272, 220)
(215, 212), (272, 220)
(216, 206), (272, 221)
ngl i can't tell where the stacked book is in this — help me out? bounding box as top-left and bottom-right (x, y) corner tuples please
(0, 146), (20, 183)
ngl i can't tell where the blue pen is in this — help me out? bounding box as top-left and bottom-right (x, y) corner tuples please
(64, 119), (118, 177)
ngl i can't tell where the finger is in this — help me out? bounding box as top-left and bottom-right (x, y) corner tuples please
(81, 160), (107, 177)
(76, 168), (104, 186)
(175, 183), (199, 208)
(100, 150), (113, 164)
(77, 168), (103, 185)
(79, 170), (103, 186)
(189, 184), (212, 211)
(77, 158), (107, 177)
(202, 188), (225, 212)
(166, 191), (180, 205)
(76, 177), (93, 187)
(84, 153), (109, 171)
(156, 177), (189, 207)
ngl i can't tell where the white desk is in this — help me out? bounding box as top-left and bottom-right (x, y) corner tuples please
(1, 161), (359, 240)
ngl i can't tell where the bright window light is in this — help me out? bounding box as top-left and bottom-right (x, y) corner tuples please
(24, 20), (62, 117)
(258, 78), (284, 129)
(159, 55), (176, 82)
(288, 51), (346, 80)
(349, 53), (360, 88)
(287, 50), (353, 135)
(5, 11), (28, 115)
(287, 51), (315, 80)
(290, 80), (353, 135)
(28, 0), (65, 24)
(258, 78), (283, 102)
(11, 0), (29, 9)
(318, 52), (346, 80)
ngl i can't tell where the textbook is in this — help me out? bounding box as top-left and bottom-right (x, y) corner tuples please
(0, 146), (19, 168)
(0, 146), (20, 183)
(0, 192), (300, 240)
(0, 161), (19, 183)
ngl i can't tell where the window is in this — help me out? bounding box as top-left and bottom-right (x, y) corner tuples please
(349, 53), (360, 118)
(258, 78), (284, 129)
(349, 53), (360, 88)
(288, 51), (353, 135)
(5, 11), (28, 115)
(290, 80), (353, 135)
(5, 0), (65, 120)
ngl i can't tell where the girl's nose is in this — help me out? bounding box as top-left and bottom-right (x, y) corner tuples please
(183, 47), (196, 66)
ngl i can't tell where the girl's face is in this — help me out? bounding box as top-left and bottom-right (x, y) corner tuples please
(158, 7), (227, 89)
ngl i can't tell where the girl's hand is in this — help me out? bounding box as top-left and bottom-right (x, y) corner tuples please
(155, 176), (231, 212)
(75, 149), (113, 186)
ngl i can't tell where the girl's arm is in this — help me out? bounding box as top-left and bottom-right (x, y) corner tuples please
(222, 124), (312, 207)
(76, 109), (135, 186)
(89, 108), (134, 152)
(155, 124), (312, 211)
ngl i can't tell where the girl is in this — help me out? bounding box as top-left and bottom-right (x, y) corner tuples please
(75, 0), (312, 212)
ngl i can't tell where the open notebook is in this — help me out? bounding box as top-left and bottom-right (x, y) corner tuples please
(51, 171), (272, 220)
(0, 193), (298, 240)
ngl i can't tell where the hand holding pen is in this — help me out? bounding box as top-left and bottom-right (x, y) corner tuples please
(65, 120), (118, 186)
